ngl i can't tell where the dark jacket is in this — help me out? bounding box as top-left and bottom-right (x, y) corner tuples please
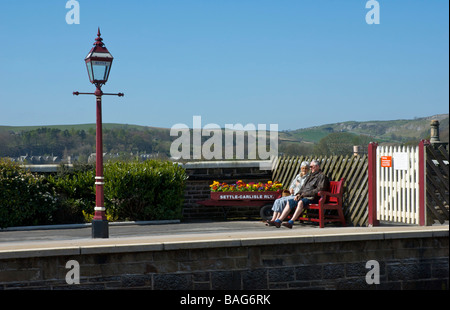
(298, 170), (329, 200)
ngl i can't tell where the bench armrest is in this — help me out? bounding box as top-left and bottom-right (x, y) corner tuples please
(318, 191), (341, 198)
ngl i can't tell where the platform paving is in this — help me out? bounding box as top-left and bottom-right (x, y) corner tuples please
(0, 220), (448, 259)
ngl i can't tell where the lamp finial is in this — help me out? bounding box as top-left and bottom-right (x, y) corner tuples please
(94, 28), (104, 47)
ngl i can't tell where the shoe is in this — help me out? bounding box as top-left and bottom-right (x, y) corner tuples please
(274, 221), (281, 228)
(282, 222), (293, 229)
(266, 220), (276, 226)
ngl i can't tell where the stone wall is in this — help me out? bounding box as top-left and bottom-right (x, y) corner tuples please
(0, 229), (447, 290)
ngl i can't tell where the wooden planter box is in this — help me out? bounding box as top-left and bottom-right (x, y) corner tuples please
(198, 191), (281, 220)
(210, 191), (280, 201)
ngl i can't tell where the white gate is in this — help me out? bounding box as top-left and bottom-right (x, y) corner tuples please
(376, 145), (421, 224)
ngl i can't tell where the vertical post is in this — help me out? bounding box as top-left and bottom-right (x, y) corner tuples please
(430, 120), (440, 144)
(92, 86), (109, 238)
(418, 140), (428, 226)
(368, 142), (379, 226)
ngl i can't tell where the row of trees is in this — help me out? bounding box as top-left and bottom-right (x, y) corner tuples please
(0, 127), (172, 161)
(1, 126), (399, 162)
(279, 132), (374, 156)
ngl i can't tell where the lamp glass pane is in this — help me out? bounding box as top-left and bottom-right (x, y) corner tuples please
(86, 61), (94, 82)
(92, 61), (111, 81)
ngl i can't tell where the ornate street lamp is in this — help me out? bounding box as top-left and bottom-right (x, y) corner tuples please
(73, 28), (124, 238)
(84, 30), (113, 87)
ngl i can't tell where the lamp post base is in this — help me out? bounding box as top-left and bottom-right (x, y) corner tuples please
(92, 219), (109, 238)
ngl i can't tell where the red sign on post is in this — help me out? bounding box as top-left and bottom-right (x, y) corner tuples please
(380, 156), (392, 168)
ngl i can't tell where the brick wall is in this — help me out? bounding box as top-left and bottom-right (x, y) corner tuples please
(182, 161), (272, 219)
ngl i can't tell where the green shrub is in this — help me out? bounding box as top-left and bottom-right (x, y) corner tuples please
(104, 160), (187, 221)
(47, 164), (95, 224)
(0, 159), (57, 228)
(0, 159), (187, 228)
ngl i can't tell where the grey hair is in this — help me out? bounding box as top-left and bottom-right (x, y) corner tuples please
(311, 160), (320, 167)
(300, 161), (310, 167)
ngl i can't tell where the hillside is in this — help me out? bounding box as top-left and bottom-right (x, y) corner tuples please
(0, 114), (448, 161)
(280, 114), (449, 144)
(0, 123), (149, 133)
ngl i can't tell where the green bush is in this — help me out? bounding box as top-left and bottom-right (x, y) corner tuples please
(0, 159), (187, 228)
(47, 164), (95, 224)
(104, 160), (187, 221)
(0, 159), (57, 228)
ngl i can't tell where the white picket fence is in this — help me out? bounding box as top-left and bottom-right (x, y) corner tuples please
(376, 145), (421, 224)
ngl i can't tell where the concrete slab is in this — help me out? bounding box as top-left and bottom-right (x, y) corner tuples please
(0, 220), (448, 259)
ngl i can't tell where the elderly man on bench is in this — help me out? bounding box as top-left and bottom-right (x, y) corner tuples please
(266, 161), (310, 225)
(270, 160), (329, 229)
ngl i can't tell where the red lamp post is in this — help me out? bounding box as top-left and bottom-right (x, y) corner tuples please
(73, 28), (124, 238)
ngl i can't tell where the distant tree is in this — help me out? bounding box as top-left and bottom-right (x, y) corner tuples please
(279, 143), (314, 156)
(314, 132), (373, 156)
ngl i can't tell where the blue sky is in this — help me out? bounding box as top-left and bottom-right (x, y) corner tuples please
(0, 0), (448, 131)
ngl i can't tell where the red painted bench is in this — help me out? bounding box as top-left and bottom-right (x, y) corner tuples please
(299, 178), (346, 228)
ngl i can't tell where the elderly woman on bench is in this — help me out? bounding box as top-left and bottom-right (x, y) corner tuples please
(270, 159), (329, 228)
(266, 161), (310, 225)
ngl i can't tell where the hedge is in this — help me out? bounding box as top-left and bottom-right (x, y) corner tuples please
(0, 159), (187, 228)
(104, 160), (187, 221)
(0, 159), (57, 228)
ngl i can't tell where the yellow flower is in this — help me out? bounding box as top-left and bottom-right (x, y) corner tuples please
(210, 181), (220, 187)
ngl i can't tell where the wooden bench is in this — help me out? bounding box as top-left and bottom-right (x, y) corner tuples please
(299, 178), (346, 228)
